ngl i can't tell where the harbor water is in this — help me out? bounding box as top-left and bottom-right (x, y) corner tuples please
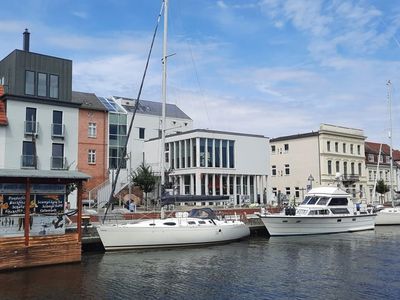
(1, 226), (400, 300)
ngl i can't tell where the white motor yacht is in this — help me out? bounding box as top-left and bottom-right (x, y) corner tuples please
(259, 186), (376, 236)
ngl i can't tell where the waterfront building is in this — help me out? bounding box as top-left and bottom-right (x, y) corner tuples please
(0, 32), (80, 173)
(91, 96), (193, 207)
(365, 142), (400, 203)
(270, 124), (367, 203)
(144, 129), (269, 205)
(73, 91), (109, 200)
(0, 30), (89, 270)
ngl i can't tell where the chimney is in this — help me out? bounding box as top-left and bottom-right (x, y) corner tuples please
(23, 29), (30, 51)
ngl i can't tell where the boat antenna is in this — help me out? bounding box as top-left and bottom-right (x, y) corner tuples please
(102, 1), (165, 223)
(387, 80), (395, 208)
(161, 0), (168, 199)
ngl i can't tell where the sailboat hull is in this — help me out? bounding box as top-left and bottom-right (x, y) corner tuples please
(375, 208), (400, 225)
(97, 218), (250, 251)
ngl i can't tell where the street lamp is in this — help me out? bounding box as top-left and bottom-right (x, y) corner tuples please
(307, 174), (314, 191)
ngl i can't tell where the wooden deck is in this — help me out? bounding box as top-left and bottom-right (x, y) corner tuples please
(0, 233), (81, 271)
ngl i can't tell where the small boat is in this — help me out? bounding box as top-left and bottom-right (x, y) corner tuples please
(259, 186), (376, 236)
(97, 207), (250, 251)
(375, 206), (400, 225)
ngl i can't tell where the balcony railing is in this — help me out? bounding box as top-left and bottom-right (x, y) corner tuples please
(51, 156), (67, 170)
(24, 121), (39, 136)
(51, 123), (65, 138)
(342, 174), (359, 183)
(21, 155), (38, 168)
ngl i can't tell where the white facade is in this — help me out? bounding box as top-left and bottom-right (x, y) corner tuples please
(270, 124), (367, 203)
(2, 100), (79, 170)
(144, 129), (269, 205)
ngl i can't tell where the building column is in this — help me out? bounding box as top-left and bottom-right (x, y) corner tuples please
(190, 173), (194, 195)
(205, 173), (209, 196)
(196, 138), (200, 167)
(233, 175), (237, 206)
(195, 172), (201, 196)
(212, 174), (216, 195)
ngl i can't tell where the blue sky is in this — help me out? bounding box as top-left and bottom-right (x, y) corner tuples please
(1, 0), (399, 148)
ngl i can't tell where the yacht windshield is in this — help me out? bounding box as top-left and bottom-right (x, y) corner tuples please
(316, 197), (330, 205)
(302, 196), (312, 205)
(328, 198), (348, 206)
(307, 197), (319, 205)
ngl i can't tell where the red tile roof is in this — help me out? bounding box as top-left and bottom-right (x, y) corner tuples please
(365, 141), (391, 156)
(0, 85), (8, 126)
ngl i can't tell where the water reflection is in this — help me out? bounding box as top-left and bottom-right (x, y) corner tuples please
(1, 227), (400, 300)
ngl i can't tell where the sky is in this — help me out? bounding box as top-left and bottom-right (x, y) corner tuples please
(0, 0), (399, 148)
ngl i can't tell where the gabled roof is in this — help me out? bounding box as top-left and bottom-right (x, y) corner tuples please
(72, 91), (107, 111)
(114, 96), (192, 120)
(365, 141), (392, 156)
(0, 85), (8, 126)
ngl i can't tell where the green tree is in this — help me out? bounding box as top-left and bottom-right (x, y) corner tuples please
(376, 179), (390, 196)
(131, 163), (157, 210)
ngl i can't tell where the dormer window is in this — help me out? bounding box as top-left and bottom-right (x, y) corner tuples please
(49, 74), (59, 99)
(25, 71), (35, 95)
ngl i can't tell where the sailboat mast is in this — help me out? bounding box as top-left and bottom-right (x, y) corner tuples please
(387, 80), (395, 207)
(161, 0), (168, 191)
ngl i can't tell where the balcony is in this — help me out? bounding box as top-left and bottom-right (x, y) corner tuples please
(24, 121), (39, 136)
(21, 155), (38, 169)
(51, 156), (67, 170)
(342, 174), (359, 184)
(52, 123), (65, 138)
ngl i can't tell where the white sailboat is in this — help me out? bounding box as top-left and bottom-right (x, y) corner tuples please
(97, 0), (250, 250)
(375, 80), (400, 225)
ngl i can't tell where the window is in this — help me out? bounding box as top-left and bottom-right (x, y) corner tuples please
(207, 139), (213, 167)
(88, 122), (97, 138)
(38, 73), (47, 97)
(358, 163), (362, 175)
(284, 144), (289, 152)
(368, 154), (374, 162)
(379, 155), (383, 163)
(295, 187), (300, 198)
(52, 111), (63, 137)
(335, 142), (338, 152)
(139, 127), (145, 139)
(200, 138), (206, 167)
(285, 164), (290, 175)
(222, 140), (228, 168)
(351, 162), (355, 174)
(25, 107), (37, 134)
(343, 143), (346, 153)
(327, 141), (331, 152)
(272, 187), (277, 196)
(229, 140), (235, 168)
(357, 145), (361, 155)
(25, 71), (35, 95)
(49, 74), (59, 98)
(22, 141), (36, 168)
(285, 187), (290, 196)
(215, 139), (220, 167)
(328, 160), (332, 175)
(369, 170), (372, 180)
(350, 144), (354, 154)
(88, 149), (96, 164)
(51, 143), (64, 169)
(272, 165), (277, 176)
(271, 145), (276, 154)
(336, 161), (340, 173)
(343, 162), (348, 175)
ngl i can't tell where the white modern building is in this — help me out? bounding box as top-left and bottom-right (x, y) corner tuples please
(144, 129), (270, 205)
(270, 124), (367, 203)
